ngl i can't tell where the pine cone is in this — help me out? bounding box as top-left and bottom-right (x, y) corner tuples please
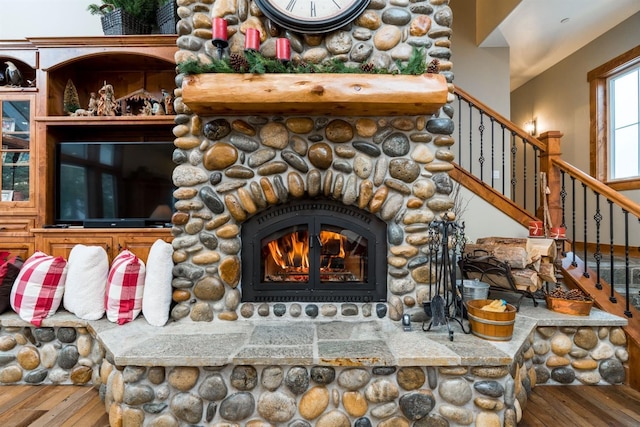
(427, 59), (440, 74)
(360, 62), (375, 73)
(230, 53), (250, 73)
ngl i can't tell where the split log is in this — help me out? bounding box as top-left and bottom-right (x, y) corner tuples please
(538, 259), (557, 283)
(512, 268), (543, 291)
(526, 238), (556, 262)
(463, 243), (529, 269)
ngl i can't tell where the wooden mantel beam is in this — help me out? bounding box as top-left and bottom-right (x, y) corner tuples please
(182, 73), (449, 117)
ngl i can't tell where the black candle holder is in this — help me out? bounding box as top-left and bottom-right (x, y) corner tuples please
(212, 39), (228, 60)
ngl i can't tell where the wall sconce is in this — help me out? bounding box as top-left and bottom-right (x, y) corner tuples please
(524, 119), (537, 136)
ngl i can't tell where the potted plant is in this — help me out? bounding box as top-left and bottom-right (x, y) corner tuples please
(87, 0), (159, 35)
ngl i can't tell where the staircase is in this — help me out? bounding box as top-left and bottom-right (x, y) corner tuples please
(453, 86), (640, 390)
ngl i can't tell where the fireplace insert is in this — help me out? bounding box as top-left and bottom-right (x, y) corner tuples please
(241, 200), (387, 302)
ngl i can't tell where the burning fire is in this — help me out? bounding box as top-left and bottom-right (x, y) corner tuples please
(267, 232), (309, 270)
(267, 230), (347, 270)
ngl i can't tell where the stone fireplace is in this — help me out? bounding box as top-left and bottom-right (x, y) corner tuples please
(170, 0), (457, 322)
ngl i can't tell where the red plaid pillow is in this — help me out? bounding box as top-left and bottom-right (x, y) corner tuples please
(105, 250), (145, 325)
(10, 251), (67, 326)
(0, 252), (24, 314)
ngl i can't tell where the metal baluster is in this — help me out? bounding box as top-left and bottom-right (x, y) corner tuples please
(478, 110), (485, 182)
(490, 117), (496, 190)
(469, 101), (473, 174)
(594, 193), (602, 290)
(457, 94), (462, 167)
(609, 200), (617, 304)
(523, 137), (528, 211)
(501, 124), (506, 194)
(571, 177), (577, 267)
(560, 171), (567, 228)
(623, 210), (632, 318)
(533, 145), (539, 215)
(582, 183), (589, 278)
(511, 132), (517, 202)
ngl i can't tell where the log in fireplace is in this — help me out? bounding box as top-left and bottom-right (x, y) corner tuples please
(241, 200), (387, 302)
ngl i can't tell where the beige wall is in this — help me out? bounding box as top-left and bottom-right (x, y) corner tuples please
(451, 0), (512, 117)
(0, 0), (102, 39)
(450, 0), (525, 240)
(475, 0), (521, 45)
(511, 11), (640, 186)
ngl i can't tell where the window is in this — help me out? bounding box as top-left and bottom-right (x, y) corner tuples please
(589, 45), (640, 190)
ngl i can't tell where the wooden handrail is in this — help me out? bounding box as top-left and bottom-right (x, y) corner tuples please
(454, 86), (546, 151)
(552, 158), (640, 218)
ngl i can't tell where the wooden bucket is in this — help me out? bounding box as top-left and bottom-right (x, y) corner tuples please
(466, 299), (517, 341)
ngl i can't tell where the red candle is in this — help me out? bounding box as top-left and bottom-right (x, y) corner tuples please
(212, 18), (227, 42)
(245, 28), (260, 51)
(550, 226), (566, 239)
(528, 220), (544, 237)
(276, 38), (290, 61)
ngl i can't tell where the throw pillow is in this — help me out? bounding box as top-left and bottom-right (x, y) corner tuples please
(0, 252), (24, 314)
(10, 251), (67, 326)
(105, 250), (145, 325)
(142, 239), (174, 326)
(63, 245), (109, 320)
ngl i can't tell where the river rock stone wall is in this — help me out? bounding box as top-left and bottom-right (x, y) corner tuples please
(100, 343), (529, 427)
(0, 325), (104, 386)
(530, 325), (628, 386)
(171, 0), (456, 322)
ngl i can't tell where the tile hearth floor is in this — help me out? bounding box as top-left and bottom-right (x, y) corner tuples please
(0, 296), (627, 369)
(83, 296), (626, 368)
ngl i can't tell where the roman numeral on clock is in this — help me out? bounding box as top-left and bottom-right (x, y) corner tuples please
(286, 0), (296, 12)
(310, 1), (316, 17)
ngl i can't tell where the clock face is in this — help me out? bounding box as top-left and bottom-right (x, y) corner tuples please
(255, 0), (371, 33)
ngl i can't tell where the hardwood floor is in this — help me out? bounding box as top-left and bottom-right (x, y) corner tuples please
(520, 385), (640, 427)
(1, 384), (639, 426)
(0, 385), (108, 427)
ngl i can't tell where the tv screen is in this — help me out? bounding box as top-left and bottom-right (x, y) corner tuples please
(55, 141), (176, 226)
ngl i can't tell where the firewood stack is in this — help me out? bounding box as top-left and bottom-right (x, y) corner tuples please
(463, 237), (557, 293)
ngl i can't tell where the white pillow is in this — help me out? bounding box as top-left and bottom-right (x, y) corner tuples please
(142, 239), (174, 326)
(63, 245), (109, 320)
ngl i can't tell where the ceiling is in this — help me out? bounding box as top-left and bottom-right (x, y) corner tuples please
(480, 0), (640, 90)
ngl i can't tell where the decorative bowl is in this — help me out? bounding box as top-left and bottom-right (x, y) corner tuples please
(544, 294), (593, 316)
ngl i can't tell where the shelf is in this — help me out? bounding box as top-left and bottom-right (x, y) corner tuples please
(182, 73), (449, 116)
(36, 116), (176, 126)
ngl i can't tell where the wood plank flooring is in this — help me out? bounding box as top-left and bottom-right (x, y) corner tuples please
(0, 385), (108, 427)
(520, 385), (640, 427)
(1, 384), (639, 426)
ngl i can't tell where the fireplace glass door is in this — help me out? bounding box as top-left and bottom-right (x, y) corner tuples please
(242, 200), (387, 302)
(262, 224), (368, 284)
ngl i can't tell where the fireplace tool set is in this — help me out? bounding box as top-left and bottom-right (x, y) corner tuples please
(422, 219), (470, 341)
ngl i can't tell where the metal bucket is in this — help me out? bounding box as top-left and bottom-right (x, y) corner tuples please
(459, 279), (490, 301)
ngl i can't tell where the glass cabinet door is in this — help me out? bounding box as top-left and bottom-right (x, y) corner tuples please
(1, 98), (31, 201)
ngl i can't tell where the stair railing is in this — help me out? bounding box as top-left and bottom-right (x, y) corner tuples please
(454, 87), (640, 319)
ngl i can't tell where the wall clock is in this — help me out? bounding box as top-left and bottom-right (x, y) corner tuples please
(254, 0), (371, 34)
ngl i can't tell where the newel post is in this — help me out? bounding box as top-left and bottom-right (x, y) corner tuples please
(537, 131), (564, 229)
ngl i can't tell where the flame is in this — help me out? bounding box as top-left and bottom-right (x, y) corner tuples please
(267, 232), (310, 270)
(320, 231), (346, 258)
(266, 230), (347, 271)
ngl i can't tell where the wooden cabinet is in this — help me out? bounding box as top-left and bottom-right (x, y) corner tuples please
(33, 228), (172, 263)
(0, 36), (178, 260)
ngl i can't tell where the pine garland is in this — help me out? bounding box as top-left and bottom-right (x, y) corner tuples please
(178, 47), (437, 76)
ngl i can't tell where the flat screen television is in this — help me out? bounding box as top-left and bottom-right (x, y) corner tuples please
(55, 141), (176, 227)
